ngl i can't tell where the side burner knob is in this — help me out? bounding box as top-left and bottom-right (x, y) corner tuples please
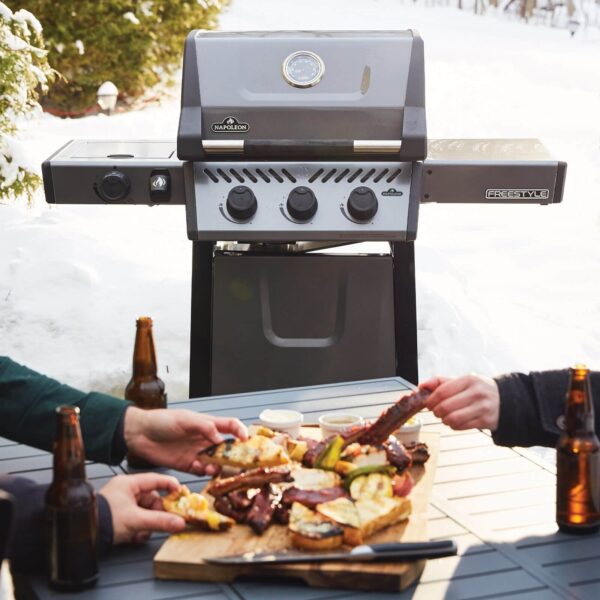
(287, 186), (318, 221)
(347, 187), (378, 221)
(226, 186), (257, 220)
(98, 170), (130, 202)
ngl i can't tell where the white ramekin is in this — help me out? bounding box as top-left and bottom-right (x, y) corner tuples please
(393, 416), (422, 445)
(259, 409), (304, 438)
(318, 412), (364, 439)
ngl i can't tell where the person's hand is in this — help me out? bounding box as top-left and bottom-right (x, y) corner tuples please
(124, 407), (248, 475)
(420, 374), (500, 431)
(100, 473), (186, 544)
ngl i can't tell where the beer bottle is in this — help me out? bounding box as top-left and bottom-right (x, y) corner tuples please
(45, 406), (98, 590)
(556, 364), (600, 534)
(125, 316), (167, 468)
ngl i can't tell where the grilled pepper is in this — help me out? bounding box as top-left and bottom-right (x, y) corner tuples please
(315, 435), (345, 470)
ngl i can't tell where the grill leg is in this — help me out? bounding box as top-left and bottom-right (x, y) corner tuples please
(189, 242), (214, 398)
(391, 242), (419, 385)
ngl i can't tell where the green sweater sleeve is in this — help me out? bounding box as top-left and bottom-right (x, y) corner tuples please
(0, 356), (132, 464)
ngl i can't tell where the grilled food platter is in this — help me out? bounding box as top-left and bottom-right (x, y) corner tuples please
(154, 389), (440, 592)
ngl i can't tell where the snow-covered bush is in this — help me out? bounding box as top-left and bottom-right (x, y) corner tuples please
(0, 2), (54, 202)
(10, 0), (227, 115)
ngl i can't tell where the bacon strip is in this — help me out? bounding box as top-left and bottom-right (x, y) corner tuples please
(282, 486), (348, 510)
(357, 389), (429, 446)
(207, 466), (292, 497)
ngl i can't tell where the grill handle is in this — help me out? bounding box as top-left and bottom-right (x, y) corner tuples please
(201, 139), (403, 159)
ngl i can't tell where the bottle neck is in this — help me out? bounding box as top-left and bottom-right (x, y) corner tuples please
(132, 324), (158, 377)
(53, 409), (87, 481)
(565, 369), (596, 436)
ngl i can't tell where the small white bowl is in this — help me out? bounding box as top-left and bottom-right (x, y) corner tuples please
(259, 409), (304, 438)
(318, 412), (364, 439)
(394, 416), (422, 445)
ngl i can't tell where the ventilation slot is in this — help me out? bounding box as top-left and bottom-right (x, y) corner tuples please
(255, 169), (270, 183)
(229, 169), (244, 183)
(216, 169), (232, 183)
(373, 169), (389, 183)
(334, 169), (350, 183)
(309, 168), (324, 184)
(360, 168), (376, 183)
(347, 169), (363, 183)
(268, 169), (284, 183)
(242, 169), (258, 183)
(281, 169), (297, 183)
(321, 169), (337, 183)
(204, 169), (219, 183)
(386, 168), (402, 183)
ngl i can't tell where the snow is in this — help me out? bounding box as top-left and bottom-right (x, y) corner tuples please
(1, 1), (600, 409)
(123, 11), (140, 26)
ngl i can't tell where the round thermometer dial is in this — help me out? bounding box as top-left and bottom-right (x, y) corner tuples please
(282, 51), (325, 88)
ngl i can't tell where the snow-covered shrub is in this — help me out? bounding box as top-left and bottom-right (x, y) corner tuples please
(0, 2), (54, 202)
(9, 0), (227, 115)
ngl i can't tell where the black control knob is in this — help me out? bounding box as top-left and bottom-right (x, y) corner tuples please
(347, 186), (378, 221)
(287, 186), (318, 221)
(97, 170), (130, 202)
(226, 186), (257, 220)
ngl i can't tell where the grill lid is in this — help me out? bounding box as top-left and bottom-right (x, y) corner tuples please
(177, 30), (426, 162)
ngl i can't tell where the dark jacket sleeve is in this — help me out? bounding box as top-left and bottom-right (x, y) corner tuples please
(0, 356), (132, 464)
(492, 369), (600, 448)
(0, 475), (113, 573)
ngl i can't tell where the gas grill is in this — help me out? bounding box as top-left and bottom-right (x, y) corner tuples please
(42, 30), (567, 397)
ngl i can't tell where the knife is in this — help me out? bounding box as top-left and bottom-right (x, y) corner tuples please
(205, 540), (457, 564)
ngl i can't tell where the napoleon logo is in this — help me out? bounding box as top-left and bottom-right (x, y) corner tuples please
(486, 189), (550, 201)
(382, 188), (403, 197)
(211, 116), (250, 133)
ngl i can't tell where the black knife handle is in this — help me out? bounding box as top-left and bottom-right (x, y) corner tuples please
(370, 540), (457, 559)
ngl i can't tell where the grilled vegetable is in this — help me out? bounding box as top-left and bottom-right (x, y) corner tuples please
(343, 464), (396, 491)
(286, 438), (309, 462)
(334, 460), (357, 476)
(315, 435), (344, 470)
(349, 472), (394, 500)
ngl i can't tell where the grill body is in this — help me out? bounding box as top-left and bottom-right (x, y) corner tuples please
(41, 31), (567, 397)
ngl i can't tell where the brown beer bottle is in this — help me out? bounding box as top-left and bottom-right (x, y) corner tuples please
(45, 406), (98, 590)
(125, 316), (167, 468)
(556, 364), (600, 533)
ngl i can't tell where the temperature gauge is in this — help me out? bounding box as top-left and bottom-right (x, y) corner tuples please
(282, 51), (325, 88)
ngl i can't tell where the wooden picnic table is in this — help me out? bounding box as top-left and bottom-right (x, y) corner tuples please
(3, 377), (598, 599)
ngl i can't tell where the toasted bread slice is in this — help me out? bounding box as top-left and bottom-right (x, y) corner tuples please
(289, 502), (344, 550)
(315, 495), (411, 545)
(197, 435), (290, 469)
(163, 486), (234, 531)
(290, 466), (341, 490)
(355, 496), (411, 540)
(315, 497), (362, 546)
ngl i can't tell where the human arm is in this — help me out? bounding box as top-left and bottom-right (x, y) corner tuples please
(420, 374), (500, 432)
(0, 356), (248, 472)
(1, 473), (186, 573)
(0, 356), (130, 464)
(421, 370), (600, 448)
(123, 407), (248, 475)
(0, 475), (113, 573)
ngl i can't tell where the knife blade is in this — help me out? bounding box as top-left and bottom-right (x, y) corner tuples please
(205, 540), (457, 565)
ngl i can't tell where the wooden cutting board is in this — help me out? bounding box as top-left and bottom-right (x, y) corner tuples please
(154, 430), (439, 593)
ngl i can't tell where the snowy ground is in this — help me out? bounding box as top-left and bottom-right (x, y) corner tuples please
(1, 0), (600, 418)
